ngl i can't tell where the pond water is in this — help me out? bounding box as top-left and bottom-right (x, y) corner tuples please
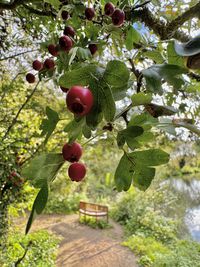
(169, 178), (200, 242)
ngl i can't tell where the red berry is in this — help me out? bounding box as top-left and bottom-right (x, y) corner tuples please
(62, 142), (82, 162)
(104, 2), (115, 16)
(60, 86), (69, 93)
(32, 60), (43, 71)
(48, 44), (59, 57)
(85, 7), (95, 20)
(88, 43), (98, 55)
(64, 26), (75, 38)
(68, 162), (86, 182)
(11, 171), (18, 177)
(61, 10), (69, 20)
(44, 58), (55, 69)
(26, 73), (35, 83)
(66, 86), (94, 116)
(59, 35), (73, 52)
(112, 9), (125, 26)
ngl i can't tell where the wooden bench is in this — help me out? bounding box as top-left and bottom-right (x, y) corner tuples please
(79, 201), (108, 222)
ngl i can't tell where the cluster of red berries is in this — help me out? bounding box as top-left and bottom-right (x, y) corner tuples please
(85, 2), (125, 27)
(62, 142), (86, 182)
(25, 2), (125, 84)
(8, 171), (24, 187)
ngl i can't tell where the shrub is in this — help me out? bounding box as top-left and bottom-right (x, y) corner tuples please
(0, 230), (60, 267)
(79, 216), (112, 229)
(123, 235), (170, 267)
(44, 192), (88, 214)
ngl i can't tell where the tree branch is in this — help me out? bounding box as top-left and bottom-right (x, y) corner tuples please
(132, 7), (190, 42)
(0, 49), (38, 61)
(22, 4), (56, 17)
(128, 58), (143, 93)
(167, 2), (200, 34)
(0, 0), (31, 10)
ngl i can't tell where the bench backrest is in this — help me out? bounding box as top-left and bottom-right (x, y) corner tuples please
(79, 201), (108, 212)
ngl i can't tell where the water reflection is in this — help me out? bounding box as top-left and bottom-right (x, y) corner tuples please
(168, 178), (200, 242)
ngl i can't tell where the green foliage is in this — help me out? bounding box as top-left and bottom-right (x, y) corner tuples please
(0, 230), (60, 267)
(123, 236), (200, 267)
(40, 106), (60, 144)
(44, 192), (87, 214)
(79, 216), (112, 229)
(114, 149), (169, 191)
(22, 153), (65, 188)
(123, 235), (170, 266)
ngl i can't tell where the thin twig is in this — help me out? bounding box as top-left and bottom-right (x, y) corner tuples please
(2, 81), (40, 141)
(0, 49), (38, 61)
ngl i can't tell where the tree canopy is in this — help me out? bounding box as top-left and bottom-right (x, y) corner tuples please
(1, 0), (200, 233)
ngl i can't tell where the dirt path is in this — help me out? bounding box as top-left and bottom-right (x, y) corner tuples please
(21, 214), (138, 267)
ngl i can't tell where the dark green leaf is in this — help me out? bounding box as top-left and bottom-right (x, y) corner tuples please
(64, 118), (85, 143)
(114, 153), (135, 191)
(125, 26), (141, 50)
(26, 183), (49, 234)
(59, 65), (104, 88)
(133, 167), (155, 191)
(130, 149), (169, 166)
(167, 41), (185, 67)
(21, 153), (64, 188)
(131, 92), (152, 106)
(40, 106), (59, 143)
(118, 126), (144, 150)
(103, 60), (130, 88)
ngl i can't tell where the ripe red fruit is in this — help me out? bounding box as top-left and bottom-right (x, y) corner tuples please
(32, 60), (43, 71)
(88, 43), (98, 55)
(60, 86), (69, 93)
(68, 162), (86, 182)
(59, 35), (73, 51)
(26, 73), (35, 83)
(104, 2), (115, 16)
(64, 26), (75, 38)
(112, 9), (125, 26)
(66, 86), (94, 116)
(61, 10), (69, 20)
(44, 58), (55, 69)
(85, 7), (95, 20)
(62, 142), (82, 162)
(48, 44), (59, 57)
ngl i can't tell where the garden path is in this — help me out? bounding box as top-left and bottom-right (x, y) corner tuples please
(31, 214), (138, 267)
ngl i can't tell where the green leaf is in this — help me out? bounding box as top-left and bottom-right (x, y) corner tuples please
(125, 26), (141, 50)
(44, 0), (60, 10)
(133, 167), (155, 191)
(77, 47), (91, 60)
(144, 50), (164, 64)
(130, 149), (169, 166)
(114, 153), (135, 191)
(131, 92), (152, 106)
(26, 183), (49, 234)
(68, 47), (78, 65)
(142, 67), (162, 94)
(129, 113), (158, 130)
(103, 60), (130, 88)
(21, 153), (64, 188)
(167, 41), (185, 67)
(117, 126), (144, 149)
(99, 81), (116, 122)
(142, 64), (187, 93)
(59, 65), (104, 88)
(174, 35), (200, 56)
(40, 106), (59, 143)
(64, 118), (85, 143)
